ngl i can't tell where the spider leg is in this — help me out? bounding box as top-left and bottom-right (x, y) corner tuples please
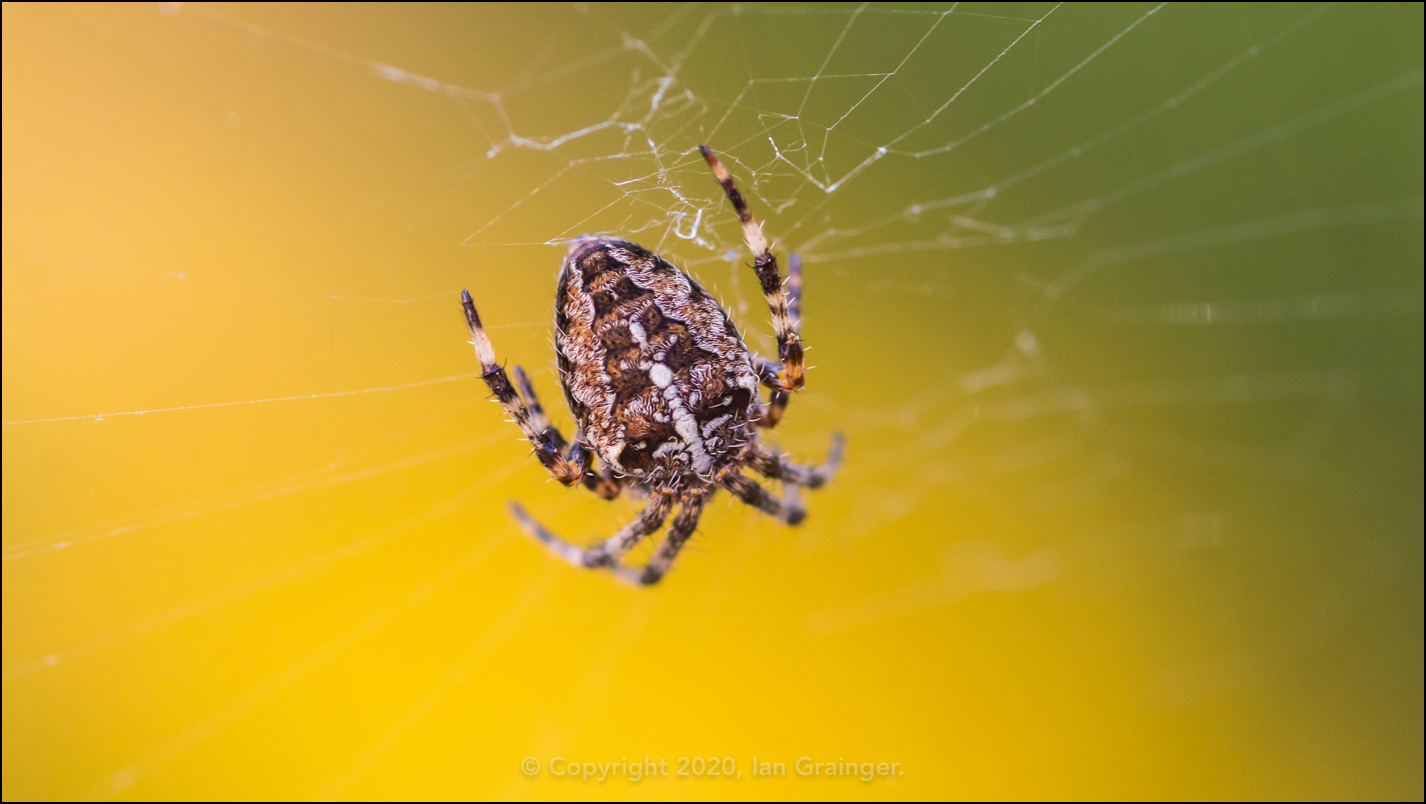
(614, 494), (709, 586)
(722, 473), (806, 525)
(787, 252), (803, 330)
(747, 433), (845, 488)
(701, 145), (804, 391)
(751, 355), (791, 428)
(510, 496), (673, 569)
(581, 462), (624, 501)
(512, 365), (621, 499)
(510, 365), (567, 450)
(462, 291), (587, 486)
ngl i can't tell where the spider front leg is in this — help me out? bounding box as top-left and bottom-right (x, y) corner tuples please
(787, 252), (803, 330)
(702, 146), (805, 391)
(752, 356), (791, 428)
(512, 365), (621, 500)
(580, 463), (624, 501)
(752, 252), (806, 428)
(511, 496), (673, 569)
(462, 290), (586, 486)
(511, 365), (570, 452)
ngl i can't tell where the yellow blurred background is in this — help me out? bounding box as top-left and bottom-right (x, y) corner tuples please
(3, 2), (1421, 799)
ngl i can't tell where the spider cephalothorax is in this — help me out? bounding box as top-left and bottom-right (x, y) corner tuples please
(461, 145), (842, 585)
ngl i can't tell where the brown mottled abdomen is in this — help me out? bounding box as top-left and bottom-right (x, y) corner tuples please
(555, 238), (760, 491)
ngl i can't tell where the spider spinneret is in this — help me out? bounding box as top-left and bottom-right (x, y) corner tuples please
(461, 145), (843, 585)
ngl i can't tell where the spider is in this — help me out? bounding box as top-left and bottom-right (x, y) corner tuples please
(461, 145), (843, 585)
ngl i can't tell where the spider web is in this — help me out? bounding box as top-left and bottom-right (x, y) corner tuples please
(3, 2), (1422, 799)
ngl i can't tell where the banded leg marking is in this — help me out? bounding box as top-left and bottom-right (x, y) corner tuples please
(510, 496), (673, 569)
(753, 355), (791, 429)
(787, 252), (803, 330)
(748, 433), (845, 489)
(512, 365), (564, 449)
(616, 494), (708, 586)
(701, 145), (805, 391)
(723, 473), (806, 526)
(462, 290), (586, 486)
(515, 365), (624, 498)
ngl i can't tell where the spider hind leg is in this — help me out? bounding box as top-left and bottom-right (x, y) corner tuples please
(510, 497), (672, 569)
(748, 433), (845, 488)
(614, 494), (708, 586)
(723, 473), (806, 525)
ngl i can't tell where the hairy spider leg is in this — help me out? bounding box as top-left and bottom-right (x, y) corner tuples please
(510, 496), (673, 569)
(722, 473), (806, 526)
(615, 494), (709, 586)
(513, 364), (621, 500)
(752, 356), (791, 428)
(749, 254), (807, 427)
(700, 145), (805, 391)
(510, 365), (567, 451)
(787, 253), (804, 329)
(462, 290), (588, 486)
(581, 463), (624, 501)
(747, 434), (845, 489)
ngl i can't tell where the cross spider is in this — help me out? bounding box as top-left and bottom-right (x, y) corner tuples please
(461, 145), (843, 585)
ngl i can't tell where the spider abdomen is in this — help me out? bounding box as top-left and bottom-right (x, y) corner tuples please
(555, 238), (759, 491)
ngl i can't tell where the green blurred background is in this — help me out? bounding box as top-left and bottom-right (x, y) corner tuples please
(3, 2), (1421, 799)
